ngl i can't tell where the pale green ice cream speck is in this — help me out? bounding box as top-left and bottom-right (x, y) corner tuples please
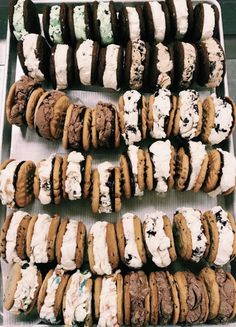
(49, 5), (63, 44)
(73, 5), (87, 41)
(97, 2), (114, 45)
(13, 0), (28, 41)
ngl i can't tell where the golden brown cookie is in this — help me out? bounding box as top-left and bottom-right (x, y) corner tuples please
(203, 149), (221, 193)
(175, 147), (189, 191)
(52, 155), (63, 205)
(91, 168), (100, 214)
(0, 214), (13, 260)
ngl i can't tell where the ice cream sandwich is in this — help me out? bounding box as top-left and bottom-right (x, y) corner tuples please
(193, 3), (219, 41)
(91, 162), (121, 214)
(9, 0), (40, 41)
(174, 42), (198, 89)
(120, 145), (145, 198)
(91, 101), (120, 149)
(4, 262), (42, 314)
(175, 141), (208, 192)
(116, 213), (147, 269)
(0, 211), (31, 263)
(6, 76), (44, 128)
(202, 93), (236, 145)
(149, 271), (180, 325)
(143, 1), (171, 43)
(97, 44), (123, 91)
(203, 206), (236, 266)
(197, 37), (225, 88)
(92, 1), (118, 46)
(199, 267), (236, 323)
(149, 43), (174, 90)
(166, 0), (193, 40)
(174, 271), (209, 324)
(0, 159), (35, 208)
(119, 90), (147, 146)
(203, 148), (236, 196)
(63, 270), (93, 326)
(17, 33), (51, 82)
(143, 211), (176, 268)
(88, 221), (119, 275)
(124, 271), (150, 326)
(68, 3), (93, 45)
(43, 3), (69, 46)
(173, 207), (210, 262)
(147, 88), (176, 140)
(62, 104), (91, 151)
(34, 154), (63, 205)
(26, 213), (60, 264)
(50, 44), (74, 90)
(94, 272), (123, 326)
(125, 40), (150, 91)
(145, 140), (175, 194)
(62, 151), (92, 201)
(173, 90), (202, 140)
(75, 40), (100, 86)
(119, 5), (145, 43)
(37, 266), (69, 324)
(34, 90), (70, 140)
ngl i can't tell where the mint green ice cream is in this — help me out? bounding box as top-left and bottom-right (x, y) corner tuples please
(13, 0), (28, 40)
(97, 2), (114, 45)
(49, 5), (63, 44)
(73, 5), (87, 41)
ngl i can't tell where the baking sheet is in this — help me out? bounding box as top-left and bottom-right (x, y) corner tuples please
(0, 0), (236, 326)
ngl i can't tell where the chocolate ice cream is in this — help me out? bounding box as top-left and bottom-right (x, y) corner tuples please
(68, 104), (86, 149)
(95, 101), (116, 147)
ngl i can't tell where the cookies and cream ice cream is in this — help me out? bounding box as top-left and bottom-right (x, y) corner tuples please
(37, 154), (55, 205)
(103, 44), (120, 90)
(129, 40), (146, 90)
(0, 160), (20, 208)
(97, 161), (114, 213)
(65, 151), (84, 200)
(180, 43), (196, 88)
(126, 145), (143, 197)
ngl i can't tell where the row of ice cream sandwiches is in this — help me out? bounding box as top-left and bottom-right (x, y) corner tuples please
(0, 140), (235, 211)
(7, 78), (235, 148)
(10, 0), (220, 45)
(15, 35), (225, 90)
(4, 263), (236, 326)
(1, 206), (236, 270)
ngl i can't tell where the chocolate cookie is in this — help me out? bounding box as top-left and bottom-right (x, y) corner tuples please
(193, 3), (219, 41)
(92, 1), (118, 46)
(43, 3), (69, 46)
(88, 221), (119, 275)
(97, 44), (123, 90)
(68, 3), (93, 45)
(75, 39), (100, 86)
(34, 90), (70, 140)
(9, 0), (40, 41)
(17, 33), (51, 82)
(50, 44), (74, 90)
(125, 40), (150, 91)
(4, 262), (42, 314)
(116, 213), (147, 269)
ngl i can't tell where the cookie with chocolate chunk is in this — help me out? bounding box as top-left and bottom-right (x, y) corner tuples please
(91, 101), (120, 149)
(56, 218), (86, 270)
(120, 146), (145, 199)
(149, 271), (180, 325)
(193, 3), (219, 41)
(116, 214), (147, 268)
(34, 90), (70, 140)
(37, 267), (69, 324)
(26, 214), (60, 263)
(88, 221), (119, 275)
(124, 271), (150, 326)
(62, 152), (92, 200)
(94, 273), (123, 324)
(4, 262), (42, 314)
(68, 3), (93, 45)
(6, 76), (44, 128)
(199, 268), (236, 323)
(143, 1), (171, 44)
(9, 0), (41, 41)
(75, 40), (100, 86)
(119, 5), (146, 44)
(43, 3), (69, 46)
(125, 40), (150, 91)
(174, 271), (209, 324)
(97, 44), (123, 90)
(50, 44), (74, 90)
(92, 1), (118, 46)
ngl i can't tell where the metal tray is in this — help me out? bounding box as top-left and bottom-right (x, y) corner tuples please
(0, 0), (235, 326)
